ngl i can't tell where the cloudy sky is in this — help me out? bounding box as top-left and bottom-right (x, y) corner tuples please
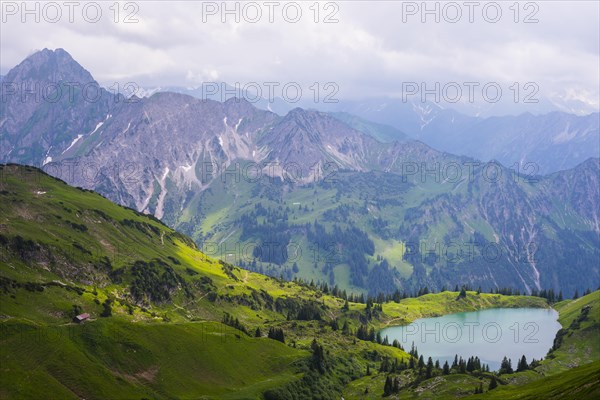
(1, 1), (599, 115)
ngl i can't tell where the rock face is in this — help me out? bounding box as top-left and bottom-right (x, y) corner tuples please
(1, 49), (598, 296)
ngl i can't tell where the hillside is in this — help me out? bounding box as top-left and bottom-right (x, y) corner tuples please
(0, 164), (308, 398)
(3, 164), (595, 399)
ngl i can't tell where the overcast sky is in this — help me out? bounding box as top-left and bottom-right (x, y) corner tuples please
(1, 1), (599, 115)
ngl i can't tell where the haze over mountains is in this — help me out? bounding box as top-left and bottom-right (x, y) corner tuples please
(142, 83), (600, 175)
(326, 100), (599, 174)
(1, 48), (599, 297)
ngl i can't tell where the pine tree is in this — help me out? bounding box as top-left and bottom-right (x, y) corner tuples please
(342, 320), (350, 335)
(443, 360), (450, 375)
(393, 377), (400, 393)
(466, 357), (474, 372)
(426, 357), (434, 378)
(379, 358), (390, 373)
(100, 299), (112, 317)
(369, 327), (376, 342)
(383, 376), (393, 396)
(267, 327), (285, 343)
(382, 335), (389, 346)
(310, 339), (326, 373)
(254, 327), (262, 337)
(342, 299), (349, 311)
(330, 318), (339, 331)
(517, 355), (528, 372)
(500, 356), (513, 374)
(459, 357), (466, 373)
(489, 376), (498, 390)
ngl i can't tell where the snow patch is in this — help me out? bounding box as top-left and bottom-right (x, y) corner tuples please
(90, 121), (104, 135)
(62, 134), (84, 154)
(234, 118), (243, 132)
(42, 146), (53, 165)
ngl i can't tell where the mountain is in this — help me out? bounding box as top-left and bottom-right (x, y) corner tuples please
(0, 48), (122, 166)
(179, 157), (599, 297)
(138, 84), (293, 116)
(321, 98), (599, 174)
(139, 83), (599, 175)
(1, 49), (599, 298)
(422, 111), (600, 174)
(1, 163), (598, 399)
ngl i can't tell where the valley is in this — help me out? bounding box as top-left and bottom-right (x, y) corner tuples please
(2, 3), (599, 398)
(0, 164), (598, 399)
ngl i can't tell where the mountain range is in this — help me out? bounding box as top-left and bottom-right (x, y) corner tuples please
(324, 99), (599, 174)
(141, 84), (600, 174)
(1, 48), (598, 297)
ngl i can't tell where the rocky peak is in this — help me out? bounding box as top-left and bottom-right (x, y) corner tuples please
(3, 48), (96, 86)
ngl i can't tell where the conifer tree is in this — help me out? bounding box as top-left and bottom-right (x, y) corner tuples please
(443, 360), (450, 375)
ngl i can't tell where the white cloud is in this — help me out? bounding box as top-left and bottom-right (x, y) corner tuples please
(1, 0), (598, 115)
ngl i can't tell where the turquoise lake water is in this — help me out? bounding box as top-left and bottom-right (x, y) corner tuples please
(379, 308), (561, 370)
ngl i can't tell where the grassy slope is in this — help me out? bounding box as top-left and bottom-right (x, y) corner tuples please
(537, 291), (600, 374)
(0, 165), (308, 399)
(0, 319), (303, 400)
(379, 291), (549, 328)
(472, 361), (600, 400)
